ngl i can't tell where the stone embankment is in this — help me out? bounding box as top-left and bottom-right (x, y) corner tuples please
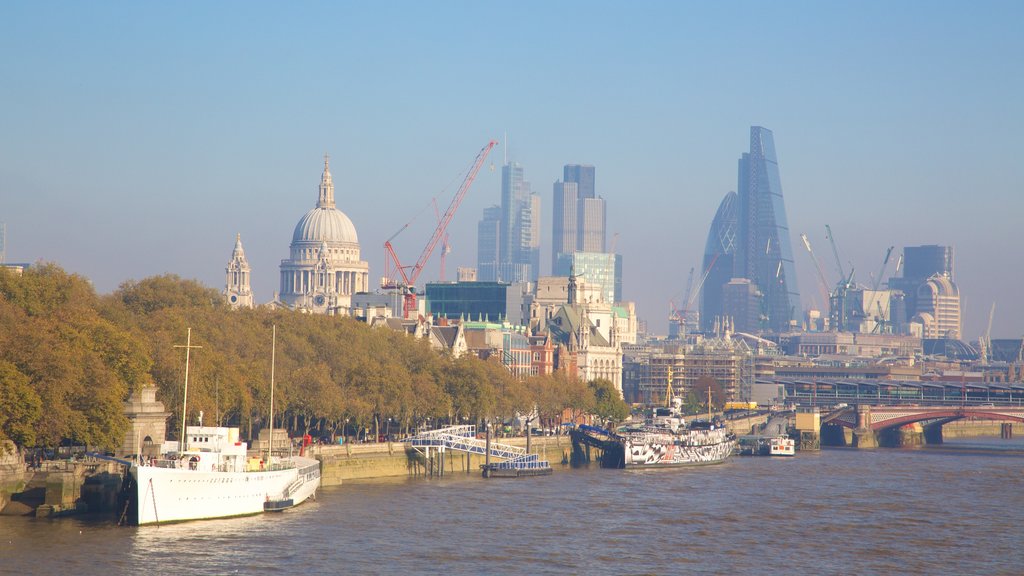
(310, 435), (570, 486)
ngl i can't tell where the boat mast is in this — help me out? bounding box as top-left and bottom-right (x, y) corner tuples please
(174, 328), (202, 453)
(707, 385), (712, 422)
(268, 325), (276, 466)
(665, 365), (674, 408)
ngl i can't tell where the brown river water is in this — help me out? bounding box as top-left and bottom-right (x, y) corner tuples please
(2, 437), (1023, 575)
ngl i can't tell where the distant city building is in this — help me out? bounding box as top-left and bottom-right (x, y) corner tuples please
(425, 281), (516, 323)
(564, 164), (595, 198)
(734, 126), (801, 333)
(553, 251), (622, 304)
(551, 164), (606, 274)
(493, 162), (540, 283)
(911, 274), (961, 339)
(721, 278), (761, 334)
(888, 245), (955, 327)
(551, 180), (578, 270)
(700, 191), (739, 332)
(278, 156), (369, 314)
(457, 267), (477, 282)
(224, 234), (254, 309)
(476, 205), (501, 282)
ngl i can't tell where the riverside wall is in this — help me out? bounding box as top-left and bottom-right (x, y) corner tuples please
(311, 435), (572, 487)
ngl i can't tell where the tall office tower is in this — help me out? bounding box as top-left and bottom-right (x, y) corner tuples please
(564, 164), (595, 198)
(735, 126), (801, 333)
(565, 164), (604, 252)
(527, 193), (541, 281)
(699, 191), (739, 332)
(552, 164), (606, 274)
(578, 196), (607, 252)
(888, 244), (955, 325)
(495, 162), (538, 283)
(552, 180), (579, 272)
(477, 205), (501, 282)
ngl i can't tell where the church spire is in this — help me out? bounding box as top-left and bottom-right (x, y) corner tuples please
(231, 233), (247, 262)
(317, 153), (335, 209)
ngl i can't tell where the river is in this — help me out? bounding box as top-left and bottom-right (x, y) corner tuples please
(3, 437), (1023, 575)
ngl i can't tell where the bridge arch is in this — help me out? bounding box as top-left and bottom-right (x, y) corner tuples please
(871, 409), (1024, 432)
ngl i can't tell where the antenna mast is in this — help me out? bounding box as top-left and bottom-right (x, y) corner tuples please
(174, 328), (202, 453)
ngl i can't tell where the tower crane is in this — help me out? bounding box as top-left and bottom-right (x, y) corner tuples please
(824, 224), (847, 283)
(681, 253), (721, 336)
(865, 246), (894, 331)
(800, 233), (832, 313)
(384, 140), (499, 318)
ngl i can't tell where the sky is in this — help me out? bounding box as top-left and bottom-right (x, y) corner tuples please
(2, 1), (1022, 339)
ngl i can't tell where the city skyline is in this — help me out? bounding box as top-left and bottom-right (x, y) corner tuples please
(2, 2), (1022, 338)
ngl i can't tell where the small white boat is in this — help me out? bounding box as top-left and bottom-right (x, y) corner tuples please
(768, 436), (795, 456)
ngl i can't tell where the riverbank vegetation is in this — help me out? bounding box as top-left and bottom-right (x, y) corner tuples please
(0, 265), (628, 451)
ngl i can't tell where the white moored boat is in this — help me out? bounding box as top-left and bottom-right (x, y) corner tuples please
(128, 426), (320, 525)
(125, 326), (320, 525)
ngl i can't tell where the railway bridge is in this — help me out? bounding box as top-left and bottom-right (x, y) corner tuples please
(821, 405), (1024, 447)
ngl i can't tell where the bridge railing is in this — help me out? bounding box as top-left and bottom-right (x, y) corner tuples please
(786, 393), (1024, 409)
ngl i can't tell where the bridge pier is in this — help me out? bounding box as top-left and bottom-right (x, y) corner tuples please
(853, 405), (877, 448)
(924, 423), (944, 444)
(820, 423), (848, 447)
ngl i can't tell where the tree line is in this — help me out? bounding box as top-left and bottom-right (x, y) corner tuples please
(0, 264), (628, 451)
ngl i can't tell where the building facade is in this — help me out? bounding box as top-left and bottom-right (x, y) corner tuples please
(735, 126), (801, 333)
(278, 156), (369, 314)
(493, 162), (540, 283)
(552, 164), (606, 274)
(700, 191), (739, 332)
(912, 274), (961, 339)
(553, 251), (622, 304)
(476, 205), (501, 282)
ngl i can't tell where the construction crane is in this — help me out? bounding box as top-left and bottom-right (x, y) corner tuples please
(982, 302), (996, 363)
(800, 233), (832, 313)
(431, 199), (452, 281)
(824, 224), (847, 283)
(384, 140), (499, 318)
(864, 246), (895, 330)
(679, 253), (721, 336)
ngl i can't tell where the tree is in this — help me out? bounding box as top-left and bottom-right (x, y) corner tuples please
(589, 378), (629, 424)
(0, 361), (41, 448)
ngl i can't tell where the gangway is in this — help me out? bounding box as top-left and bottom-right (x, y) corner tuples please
(403, 425), (552, 477)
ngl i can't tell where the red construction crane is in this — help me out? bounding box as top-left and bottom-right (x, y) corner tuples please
(384, 140), (499, 318)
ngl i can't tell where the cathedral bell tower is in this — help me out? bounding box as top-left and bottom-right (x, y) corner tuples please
(225, 233), (254, 308)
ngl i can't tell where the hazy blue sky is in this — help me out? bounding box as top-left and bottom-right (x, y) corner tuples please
(2, 2), (1022, 338)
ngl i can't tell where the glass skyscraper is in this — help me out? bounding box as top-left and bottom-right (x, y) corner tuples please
(700, 191), (739, 332)
(734, 126), (800, 333)
(477, 162), (539, 283)
(552, 163), (606, 274)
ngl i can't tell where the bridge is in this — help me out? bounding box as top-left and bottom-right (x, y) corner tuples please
(820, 404), (1024, 447)
(756, 378), (1024, 447)
(403, 425), (551, 477)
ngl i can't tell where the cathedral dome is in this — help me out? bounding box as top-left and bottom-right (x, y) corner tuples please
(289, 155), (359, 246)
(292, 207), (358, 245)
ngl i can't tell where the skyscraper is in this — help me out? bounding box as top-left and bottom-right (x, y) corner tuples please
(480, 162), (539, 283)
(476, 205), (501, 282)
(552, 163), (606, 274)
(888, 244), (956, 326)
(733, 126), (800, 333)
(700, 191), (739, 331)
(564, 164), (595, 198)
(551, 180), (578, 269)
